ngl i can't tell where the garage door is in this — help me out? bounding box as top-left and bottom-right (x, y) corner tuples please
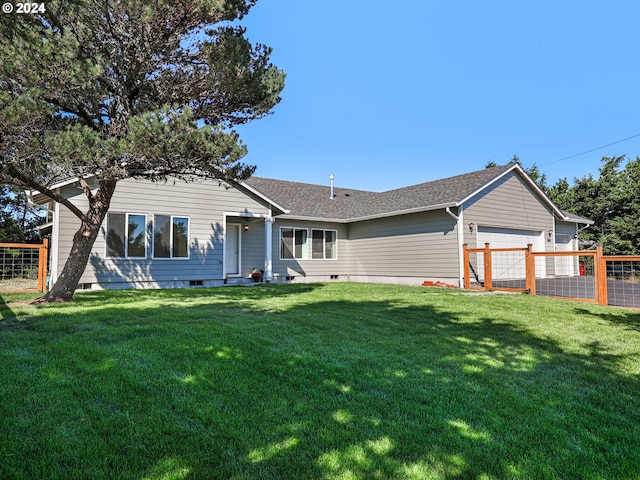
(476, 227), (544, 280)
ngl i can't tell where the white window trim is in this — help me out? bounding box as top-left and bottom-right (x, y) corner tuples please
(152, 214), (191, 260)
(310, 228), (338, 260)
(279, 226), (309, 260)
(105, 212), (148, 259)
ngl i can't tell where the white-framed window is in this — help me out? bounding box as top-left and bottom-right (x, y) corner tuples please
(280, 227), (308, 260)
(153, 215), (190, 259)
(106, 212), (147, 258)
(311, 229), (337, 259)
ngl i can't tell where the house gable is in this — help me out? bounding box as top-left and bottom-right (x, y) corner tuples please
(462, 169), (555, 234)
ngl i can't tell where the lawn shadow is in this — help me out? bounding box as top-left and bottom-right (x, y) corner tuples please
(573, 306), (640, 332)
(0, 293), (15, 320)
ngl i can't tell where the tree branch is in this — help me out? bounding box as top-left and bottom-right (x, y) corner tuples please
(43, 97), (103, 132)
(5, 165), (85, 220)
(78, 176), (94, 204)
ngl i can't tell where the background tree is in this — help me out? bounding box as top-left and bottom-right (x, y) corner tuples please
(485, 155), (640, 254)
(544, 156), (640, 254)
(0, 185), (45, 243)
(0, 0), (285, 302)
(486, 155), (548, 190)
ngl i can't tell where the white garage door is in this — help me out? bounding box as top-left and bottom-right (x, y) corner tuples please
(477, 227), (543, 250)
(476, 227), (544, 280)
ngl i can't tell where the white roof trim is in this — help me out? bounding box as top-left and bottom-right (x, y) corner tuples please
(275, 202), (457, 224)
(559, 213), (594, 225)
(237, 181), (290, 215)
(347, 203), (457, 223)
(37, 221), (53, 231)
(276, 215), (348, 223)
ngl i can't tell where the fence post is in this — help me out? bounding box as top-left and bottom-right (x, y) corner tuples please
(595, 244), (607, 306)
(463, 244), (470, 289)
(525, 243), (536, 295)
(483, 243), (492, 290)
(38, 238), (49, 292)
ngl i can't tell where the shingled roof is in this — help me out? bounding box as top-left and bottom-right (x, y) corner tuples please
(244, 163), (518, 221)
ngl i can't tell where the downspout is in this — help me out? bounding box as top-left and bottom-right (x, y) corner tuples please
(576, 223), (591, 249)
(445, 206), (464, 287)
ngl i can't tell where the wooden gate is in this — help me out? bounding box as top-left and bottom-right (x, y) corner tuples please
(463, 243), (534, 293)
(0, 240), (49, 293)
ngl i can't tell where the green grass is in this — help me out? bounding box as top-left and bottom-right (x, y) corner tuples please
(1, 283), (639, 479)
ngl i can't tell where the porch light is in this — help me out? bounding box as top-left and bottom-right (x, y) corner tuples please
(547, 229), (553, 240)
(243, 224), (249, 232)
(468, 223), (475, 233)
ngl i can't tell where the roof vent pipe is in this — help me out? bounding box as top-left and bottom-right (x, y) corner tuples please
(329, 174), (335, 200)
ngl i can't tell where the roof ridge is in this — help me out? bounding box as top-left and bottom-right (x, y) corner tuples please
(248, 176), (379, 194)
(250, 163), (515, 194)
(379, 163), (514, 194)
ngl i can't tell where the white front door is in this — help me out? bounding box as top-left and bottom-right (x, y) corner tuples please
(225, 224), (240, 276)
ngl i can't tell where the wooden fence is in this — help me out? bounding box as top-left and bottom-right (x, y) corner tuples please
(0, 239), (49, 293)
(463, 244), (640, 308)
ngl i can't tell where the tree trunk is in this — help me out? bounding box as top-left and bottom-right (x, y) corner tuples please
(33, 179), (117, 303)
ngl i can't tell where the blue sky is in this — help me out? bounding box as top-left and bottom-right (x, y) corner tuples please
(236, 1), (640, 192)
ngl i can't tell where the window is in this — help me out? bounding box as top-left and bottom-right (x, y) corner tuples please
(280, 227), (308, 259)
(153, 215), (190, 258)
(311, 229), (337, 259)
(106, 213), (147, 258)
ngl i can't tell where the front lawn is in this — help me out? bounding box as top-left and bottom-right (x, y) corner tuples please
(1, 283), (639, 479)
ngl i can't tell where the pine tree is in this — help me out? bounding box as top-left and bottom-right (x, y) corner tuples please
(0, 0), (285, 301)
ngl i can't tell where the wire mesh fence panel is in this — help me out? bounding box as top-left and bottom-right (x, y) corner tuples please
(605, 258), (640, 308)
(532, 253), (597, 302)
(0, 244), (46, 292)
(490, 249), (528, 291)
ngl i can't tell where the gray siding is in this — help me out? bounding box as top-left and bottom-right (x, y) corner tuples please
(463, 172), (555, 251)
(555, 220), (577, 236)
(55, 177), (270, 287)
(239, 222), (266, 277)
(271, 219), (349, 279)
(347, 210), (459, 278)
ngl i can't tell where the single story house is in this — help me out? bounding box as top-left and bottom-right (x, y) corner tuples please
(32, 162), (592, 290)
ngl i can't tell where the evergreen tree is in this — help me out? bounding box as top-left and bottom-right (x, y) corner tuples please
(486, 155), (639, 254)
(0, 185), (45, 243)
(550, 156), (640, 254)
(0, 0), (285, 302)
